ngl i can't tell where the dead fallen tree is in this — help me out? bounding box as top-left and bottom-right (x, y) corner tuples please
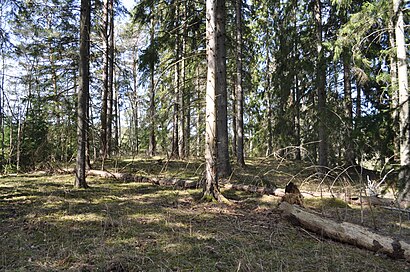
(86, 169), (198, 189)
(60, 168), (407, 207)
(223, 183), (281, 195)
(278, 202), (410, 261)
(223, 183), (410, 208)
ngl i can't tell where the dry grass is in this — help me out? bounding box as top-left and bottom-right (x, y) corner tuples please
(0, 158), (409, 271)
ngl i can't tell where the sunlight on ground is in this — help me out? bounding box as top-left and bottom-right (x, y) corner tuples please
(1, 168), (409, 271)
(59, 213), (106, 222)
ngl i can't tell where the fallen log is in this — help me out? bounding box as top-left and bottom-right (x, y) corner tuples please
(86, 169), (198, 189)
(278, 202), (410, 261)
(223, 183), (280, 195)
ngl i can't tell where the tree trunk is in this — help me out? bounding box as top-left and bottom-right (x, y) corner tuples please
(389, 18), (399, 161)
(0, 37), (4, 170)
(100, 0), (109, 160)
(114, 79), (120, 153)
(216, 0), (231, 178)
(314, 0), (328, 170)
(148, 16), (156, 157)
(132, 51), (139, 154)
(292, 4), (301, 161)
(235, 0), (245, 167)
(182, 3), (190, 158)
(106, 0), (114, 156)
(294, 74), (301, 160)
(196, 65), (202, 157)
(231, 80), (237, 157)
(85, 89), (91, 170)
(279, 202), (410, 261)
(394, 0), (410, 202)
(343, 53), (355, 165)
(266, 54), (273, 156)
(75, 0), (90, 189)
(16, 108), (22, 172)
(171, 43), (180, 158)
(178, 2), (186, 159)
(203, 0), (228, 203)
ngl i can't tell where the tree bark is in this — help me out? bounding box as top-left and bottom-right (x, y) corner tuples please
(235, 0), (245, 167)
(196, 65), (202, 157)
(0, 3), (4, 171)
(171, 29), (180, 159)
(314, 0), (328, 169)
(216, 0), (232, 178)
(148, 16), (156, 157)
(106, 0), (114, 156)
(343, 53), (355, 165)
(75, 0), (90, 189)
(100, 0), (109, 160)
(133, 58), (139, 155)
(389, 17), (399, 161)
(182, 2), (190, 158)
(203, 0), (228, 203)
(394, 0), (410, 202)
(279, 202), (410, 261)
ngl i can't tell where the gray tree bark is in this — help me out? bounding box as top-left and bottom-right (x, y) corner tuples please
(148, 16), (156, 157)
(203, 0), (228, 203)
(314, 0), (328, 169)
(75, 0), (90, 188)
(394, 0), (410, 202)
(216, 0), (231, 177)
(235, 0), (245, 167)
(100, 0), (109, 160)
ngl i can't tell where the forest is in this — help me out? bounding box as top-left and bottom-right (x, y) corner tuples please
(0, 0), (409, 270)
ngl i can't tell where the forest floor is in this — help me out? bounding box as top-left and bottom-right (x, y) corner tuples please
(0, 157), (409, 271)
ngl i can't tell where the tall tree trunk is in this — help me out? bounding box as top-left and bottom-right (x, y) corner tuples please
(235, 0), (245, 167)
(294, 73), (301, 160)
(314, 0), (328, 169)
(343, 53), (355, 165)
(106, 0), (114, 156)
(16, 107), (22, 172)
(182, 2), (190, 158)
(100, 0), (109, 160)
(171, 26), (180, 159)
(216, 0), (231, 177)
(114, 77), (119, 154)
(86, 90), (91, 170)
(292, 2), (301, 161)
(389, 18), (399, 161)
(178, 2), (186, 159)
(132, 51), (139, 154)
(266, 52), (273, 156)
(172, 65), (179, 159)
(196, 65), (202, 157)
(0, 35), (4, 170)
(394, 0), (410, 201)
(231, 80), (237, 157)
(75, 0), (90, 188)
(203, 0), (227, 202)
(148, 15), (156, 157)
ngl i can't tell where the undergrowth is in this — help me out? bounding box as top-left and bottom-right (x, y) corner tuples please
(0, 158), (409, 271)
